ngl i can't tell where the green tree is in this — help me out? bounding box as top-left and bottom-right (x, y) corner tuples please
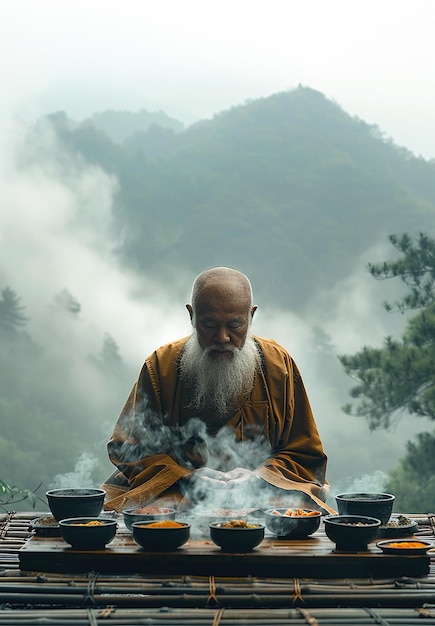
(385, 432), (435, 512)
(0, 287), (28, 332)
(53, 289), (81, 315)
(89, 333), (123, 372)
(339, 233), (435, 426)
(339, 233), (435, 512)
(368, 232), (435, 312)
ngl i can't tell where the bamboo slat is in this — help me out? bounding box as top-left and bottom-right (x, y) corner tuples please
(0, 607), (433, 625)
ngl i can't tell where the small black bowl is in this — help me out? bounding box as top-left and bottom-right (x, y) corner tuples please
(335, 492), (394, 525)
(377, 515), (419, 538)
(195, 509), (249, 535)
(29, 516), (61, 537)
(377, 539), (434, 555)
(46, 488), (106, 522)
(59, 517), (117, 549)
(264, 508), (321, 538)
(132, 520), (191, 551)
(324, 514), (381, 551)
(122, 506), (176, 531)
(209, 521), (265, 552)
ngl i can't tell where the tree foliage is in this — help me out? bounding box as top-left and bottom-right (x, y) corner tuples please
(53, 289), (81, 315)
(88, 334), (123, 372)
(339, 233), (435, 511)
(0, 287), (28, 331)
(368, 232), (435, 312)
(385, 432), (435, 513)
(339, 233), (435, 429)
(0, 284), (129, 496)
(0, 479), (44, 512)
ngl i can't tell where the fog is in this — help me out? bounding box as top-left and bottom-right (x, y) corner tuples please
(1, 118), (427, 503)
(3, 0), (435, 160)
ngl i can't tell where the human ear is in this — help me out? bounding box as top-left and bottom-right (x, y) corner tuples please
(186, 304), (194, 324)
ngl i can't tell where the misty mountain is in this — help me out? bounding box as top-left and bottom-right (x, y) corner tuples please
(38, 86), (435, 314)
(80, 108), (184, 144)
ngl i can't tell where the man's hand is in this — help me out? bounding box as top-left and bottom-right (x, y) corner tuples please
(221, 467), (260, 487)
(182, 466), (261, 492)
(186, 467), (228, 487)
(181, 466), (263, 504)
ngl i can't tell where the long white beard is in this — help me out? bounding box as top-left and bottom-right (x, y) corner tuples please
(179, 332), (260, 416)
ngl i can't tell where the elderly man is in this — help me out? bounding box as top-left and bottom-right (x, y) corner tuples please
(103, 267), (333, 513)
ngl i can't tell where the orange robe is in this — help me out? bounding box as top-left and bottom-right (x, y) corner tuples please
(103, 336), (334, 513)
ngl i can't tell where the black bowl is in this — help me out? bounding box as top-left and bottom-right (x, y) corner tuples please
(324, 514), (381, 551)
(59, 517), (117, 549)
(46, 488), (106, 522)
(122, 506), (176, 531)
(335, 492), (394, 525)
(377, 539), (434, 555)
(132, 520), (191, 551)
(264, 508), (321, 538)
(195, 509), (248, 535)
(209, 521), (265, 552)
(29, 516), (61, 537)
(377, 515), (419, 538)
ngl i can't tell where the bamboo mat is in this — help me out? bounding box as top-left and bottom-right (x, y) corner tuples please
(0, 606), (433, 625)
(0, 511), (434, 625)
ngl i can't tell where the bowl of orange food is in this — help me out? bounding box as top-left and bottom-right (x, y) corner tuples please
(59, 517), (117, 549)
(122, 506), (176, 531)
(264, 508), (322, 538)
(377, 539), (433, 555)
(132, 520), (191, 551)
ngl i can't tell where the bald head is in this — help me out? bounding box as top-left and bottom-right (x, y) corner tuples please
(187, 267), (257, 352)
(191, 267), (254, 311)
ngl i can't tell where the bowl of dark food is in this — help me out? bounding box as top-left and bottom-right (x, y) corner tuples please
(195, 508), (249, 535)
(377, 515), (419, 538)
(132, 520), (191, 551)
(46, 488), (106, 522)
(122, 506), (176, 531)
(29, 516), (61, 537)
(209, 519), (265, 552)
(59, 517), (117, 549)
(264, 507), (321, 538)
(377, 539), (433, 555)
(335, 492), (394, 525)
(324, 515), (381, 551)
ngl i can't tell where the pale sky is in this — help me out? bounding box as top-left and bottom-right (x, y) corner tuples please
(1, 0), (435, 159)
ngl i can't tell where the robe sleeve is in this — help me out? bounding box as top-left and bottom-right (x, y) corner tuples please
(253, 341), (332, 511)
(103, 359), (191, 511)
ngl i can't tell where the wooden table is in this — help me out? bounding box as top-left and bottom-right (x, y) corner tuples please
(19, 526), (431, 578)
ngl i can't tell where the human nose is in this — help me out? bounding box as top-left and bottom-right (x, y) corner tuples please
(214, 326), (231, 344)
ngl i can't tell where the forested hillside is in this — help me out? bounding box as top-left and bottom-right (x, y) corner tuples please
(81, 108), (184, 143)
(33, 86), (435, 313)
(0, 288), (134, 507)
